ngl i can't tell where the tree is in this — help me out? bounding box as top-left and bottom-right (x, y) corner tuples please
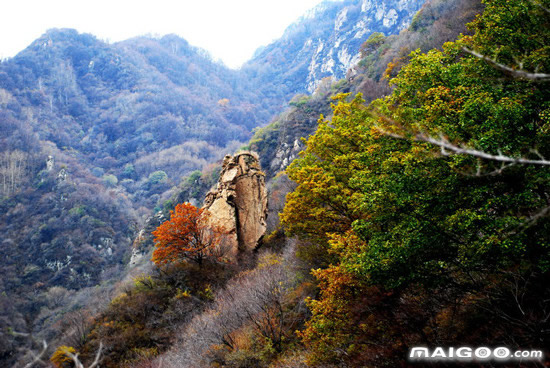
(152, 203), (226, 266)
(148, 170), (168, 185)
(0, 150), (28, 197)
(282, 0), (550, 365)
(50, 345), (76, 368)
(102, 174), (118, 187)
(23, 340), (102, 368)
(161, 249), (305, 367)
(217, 98), (230, 108)
(360, 32), (385, 57)
(0, 88), (13, 109)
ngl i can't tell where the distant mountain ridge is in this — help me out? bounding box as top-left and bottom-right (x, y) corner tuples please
(243, 0), (424, 103)
(0, 0), (431, 288)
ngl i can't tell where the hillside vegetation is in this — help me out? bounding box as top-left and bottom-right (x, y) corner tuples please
(281, 0), (550, 365)
(1, 1), (431, 365)
(158, 0), (549, 366)
(5, 0), (550, 367)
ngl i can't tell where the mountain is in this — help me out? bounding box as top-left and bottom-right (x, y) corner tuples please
(0, 29), (265, 365)
(250, 0), (484, 177)
(243, 0), (425, 110)
(0, 0), (460, 365)
(144, 1), (550, 367)
(35, 0), (491, 367)
(0, 29), (268, 189)
(0, 0), (433, 212)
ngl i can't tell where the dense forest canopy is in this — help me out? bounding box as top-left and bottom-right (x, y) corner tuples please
(282, 0), (550, 365)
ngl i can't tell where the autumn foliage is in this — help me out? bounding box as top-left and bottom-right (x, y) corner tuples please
(152, 203), (226, 266)
(280, 1), (550, 365)
(50, 345), (76, 368)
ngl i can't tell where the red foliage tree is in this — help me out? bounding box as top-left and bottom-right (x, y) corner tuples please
(152, 203), (225, 266)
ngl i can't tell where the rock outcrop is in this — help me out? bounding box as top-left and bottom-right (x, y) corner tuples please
(244, 0), (424, 94)
(203, 152), (268, 258)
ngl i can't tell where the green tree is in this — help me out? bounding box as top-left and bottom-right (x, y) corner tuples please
(102, 174), (118, 187)
(283, 0), (550, 364)
(148, 170), (168, 185)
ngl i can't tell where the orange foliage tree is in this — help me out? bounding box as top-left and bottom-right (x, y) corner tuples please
(152, 203), (226, 266)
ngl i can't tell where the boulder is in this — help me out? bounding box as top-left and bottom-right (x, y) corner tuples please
(203, 152), (268, 258)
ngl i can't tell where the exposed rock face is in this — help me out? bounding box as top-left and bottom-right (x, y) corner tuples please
(203, 152), (268, 258)
(244, 0), (424, 94)
(301, 0), (424, 92)
(270, 138), (303, 175)
(46, 155), (54, 171)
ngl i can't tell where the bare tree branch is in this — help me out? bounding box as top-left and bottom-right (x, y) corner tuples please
(66, 341), (103, 368)
(505, 204), (550, 237)
(528, 0), (550, 14)
(423, 134), (550, 166)
(380, 121), (550, 229)
(88, 342), (103, 368)
(376, 127), (550, 166)
(467, 161), (517, 177)
(10, 330), (31, 337)
(463, 47), (550, 82)
(23, 340), (48, 368)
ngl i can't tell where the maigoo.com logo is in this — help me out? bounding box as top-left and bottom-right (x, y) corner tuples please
(409, 346), (544, 363)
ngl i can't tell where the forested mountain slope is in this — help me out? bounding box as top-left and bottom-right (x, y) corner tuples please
(0, 0), (506, 366)
(277, 0), (550, 366)
(0, 29), (264, 190)
(250, 0), (484, 177)
(21, 0), (516, 367)
(242, 0), (425, 109)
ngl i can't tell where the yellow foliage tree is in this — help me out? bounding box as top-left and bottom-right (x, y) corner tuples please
(50, 345), (76, 368)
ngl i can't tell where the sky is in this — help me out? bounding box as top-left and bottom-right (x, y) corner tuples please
(0, 0), (326, 68)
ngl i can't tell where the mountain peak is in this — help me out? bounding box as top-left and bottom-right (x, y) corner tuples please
(244, 0), (424, 96)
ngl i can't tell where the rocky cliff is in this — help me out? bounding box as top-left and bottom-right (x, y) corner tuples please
(243, 0), (425, 99)
(250, 0), (484, 179)
(203, 152), (268, 258)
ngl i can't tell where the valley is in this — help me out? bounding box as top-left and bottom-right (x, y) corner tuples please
(2, 0), (549, 366)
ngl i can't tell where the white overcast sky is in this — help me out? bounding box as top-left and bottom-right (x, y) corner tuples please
(0, 0), (326, 68)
